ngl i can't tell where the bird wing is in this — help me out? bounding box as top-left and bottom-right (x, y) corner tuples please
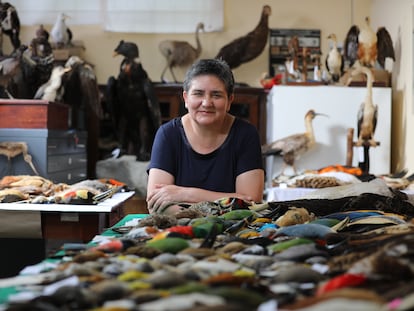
(262, 133), (309, 156)
(344, 25), (359, 66)
(376, 27), (395, 68)
(215, 36), (252, 69)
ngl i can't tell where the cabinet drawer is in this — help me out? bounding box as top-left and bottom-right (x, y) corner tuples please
(48, 168), (87, 184)
(47, 133), (87, 155)
(48, 154), (87, 172)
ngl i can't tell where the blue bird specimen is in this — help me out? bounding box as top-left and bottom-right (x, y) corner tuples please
(275, 223), (336, 239)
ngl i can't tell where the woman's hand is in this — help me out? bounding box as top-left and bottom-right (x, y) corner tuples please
(146, 184), (185, 213)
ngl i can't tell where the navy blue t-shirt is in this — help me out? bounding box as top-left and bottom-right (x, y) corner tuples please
(147, 117), (263, 193)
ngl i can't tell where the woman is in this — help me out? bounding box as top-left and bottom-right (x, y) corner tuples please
(146, 58), (264, 214)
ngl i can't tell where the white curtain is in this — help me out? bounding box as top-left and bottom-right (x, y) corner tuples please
(11, 0), (223, 33)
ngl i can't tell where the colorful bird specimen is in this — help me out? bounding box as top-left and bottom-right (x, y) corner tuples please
(0, 1), (21, 55)
(50, 12), (72, 48)
(325, 33), (344, 82)
(159, 22), (204, 82)
(215, 5), (271, 69)
(262, 109), (327, 176)
(344, 16), (395, 69)
(106, 40), (161, 161)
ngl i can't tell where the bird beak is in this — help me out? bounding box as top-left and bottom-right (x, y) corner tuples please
(112, 51), (119, 58)
(315, 112), (329, 118)
(63, 67), (72, 73)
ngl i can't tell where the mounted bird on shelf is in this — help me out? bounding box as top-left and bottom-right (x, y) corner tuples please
(215, 4), (271, 70)
(106, 40), (161, 161)
(50, 12), (73, 48)
(159, 22), (204, 83)
(347, 65), (378, 174)
(325, 33), (344, 83)
(344, 16), (395, 70)
(262, 109), (327, 178)
(0, 1), (21, 56)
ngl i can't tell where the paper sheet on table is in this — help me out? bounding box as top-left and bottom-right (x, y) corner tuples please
(0, 210), (42, 238)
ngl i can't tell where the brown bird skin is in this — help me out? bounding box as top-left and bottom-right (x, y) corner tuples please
(215, 5), (271, 69)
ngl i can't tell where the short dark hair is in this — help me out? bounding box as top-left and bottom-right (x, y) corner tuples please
(183, 58), (235, 97)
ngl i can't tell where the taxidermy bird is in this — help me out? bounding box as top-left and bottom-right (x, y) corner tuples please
(0, 44), (29, 98)
(262, 109), (327, 176)
(351, 65), (378, 148)
(159, 22), (204, 82)
(0, 1), (21, 55)
(215, 5), (271, 69)
(34, 65), (71, 102)
(30, 24), (52, 58)
(344, 16), (395, 69)
(325, 33), (344, 82)
(106, 40), (162, 161)
(50, 12), (72, 48)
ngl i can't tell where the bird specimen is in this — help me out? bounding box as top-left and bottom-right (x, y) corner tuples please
(0, 44), (29, 98)
(215, 5), (271, 69)
(106, 40), (161, 161)
(50, 12), (72, 48)
(0, 1), (21, 55)
(344, 16), (395, 69)
(34, 65), (71, 102)
(30, 24), (52, 58)
(262, 109), (327, 176)
(0, 141), (39, 175)
(159, 22), (204, 82)
(325, 33), (344, 82)
(350, 65), (378, 148)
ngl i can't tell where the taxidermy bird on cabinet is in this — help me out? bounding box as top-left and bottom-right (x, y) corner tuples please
(344, 16), (395, 69)
(159, 22), (204, 82)
(34, 65), (71, 102)
(0, 1), (21, 55)
(262, 109), (327, 176)
(215, 5), (271, 69)
(50, 12), (72, 48)
(350, 65), (378, 148)
(106, 40), (161, 161)
(325, 33), (344, 82)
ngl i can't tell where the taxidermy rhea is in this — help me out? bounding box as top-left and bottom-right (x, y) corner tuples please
(262, 109), (327, 176)
(159, 22), (204, 82)
(215, 5), (271, 69)
(106, 40), (161, 161)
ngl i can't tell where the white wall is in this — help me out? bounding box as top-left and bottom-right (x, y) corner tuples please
(371, 0), (414, 174)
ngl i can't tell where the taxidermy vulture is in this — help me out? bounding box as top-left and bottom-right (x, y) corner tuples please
(344, 16), (395, 69)
(262, 109), (327, 176)
(106, 40), (161, 161)
(325, 33), (344, 82)
(215, 5), (271, 69)
(159, 22), (204, 82)
(0, 1), (20, 55)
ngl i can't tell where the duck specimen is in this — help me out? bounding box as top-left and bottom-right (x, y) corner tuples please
(159, 22), (204, 82)
(215, 5), (271, 69)
(262, 109), (327, 176)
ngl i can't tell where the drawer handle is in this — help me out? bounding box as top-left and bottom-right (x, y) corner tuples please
(78, 158), (87, 163)
(76, 144), (86, 148)
(48, 145), (58, 149)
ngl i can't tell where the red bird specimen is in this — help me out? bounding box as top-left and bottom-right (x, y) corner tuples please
(215, 5), (271, 69)
(344, 16), (395, 69)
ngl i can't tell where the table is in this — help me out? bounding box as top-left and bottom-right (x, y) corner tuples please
(0, 191), (135, 278)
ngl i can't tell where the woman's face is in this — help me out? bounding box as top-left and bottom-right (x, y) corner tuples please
(183, 75), (233, 126)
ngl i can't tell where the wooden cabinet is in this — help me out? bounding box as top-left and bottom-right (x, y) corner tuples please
(154, 84), (268, 143)
(0, 129), (88, 183)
